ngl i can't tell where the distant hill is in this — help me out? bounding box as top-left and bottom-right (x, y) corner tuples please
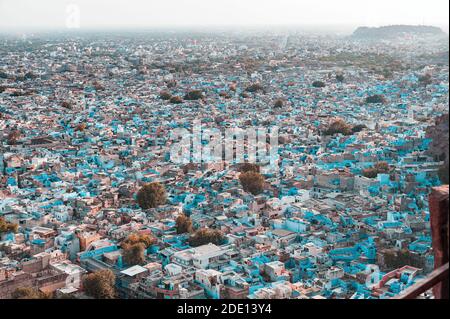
(352, 25), (446, 39)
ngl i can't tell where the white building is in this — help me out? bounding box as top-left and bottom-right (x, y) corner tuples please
(172, 243), (228, 269)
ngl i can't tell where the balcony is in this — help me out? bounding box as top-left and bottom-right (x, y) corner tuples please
(395, 185), (449, 299)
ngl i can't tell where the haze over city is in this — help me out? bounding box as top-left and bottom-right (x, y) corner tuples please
(0, 0), (449, 32)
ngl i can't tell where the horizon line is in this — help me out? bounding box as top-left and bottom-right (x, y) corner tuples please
(1, 23), (449, 35)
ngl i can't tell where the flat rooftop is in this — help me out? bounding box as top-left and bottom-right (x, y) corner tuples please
(120, 265), (148, 277)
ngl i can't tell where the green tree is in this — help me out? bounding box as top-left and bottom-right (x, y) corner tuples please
(184, 90), (204, 101)
(312, 81), (326, 88)
(176, 214), (193, 234)
(323, 119), (353, 136)
(239, 171), (265, 195)
(238, 163), (261, 174)
(24, 72), (37, 80)
(336, 74), (345, 83)
(12, 287), (50, 299)
(351, 124), (367, 133)
(219, 91), (230, 99)
(418, 73), (432, 86)
(122, 232), (156, 248)
(362, 168), (378, 179)
(159, 91), (172, 100)
(7, 129), (21, 145)
(188, 228), (225, 247)
(121, 232), (155, 266)
(274, 99), (285, 108)
(169, 96), (184, 104)
(365, 94), (387, 104)
(82, 269), (116, 299)
(61, 101), (73, 109)
(75, 123), (87, 132)
(362, 162), (390, 178)
(93, 81), (105, 91)
(374, 162), (390, 173)
(0, 217), (18, 235)
(122, 243), (146, 266)
(136, 182), (167, 209)
(245, 83), (264, 93)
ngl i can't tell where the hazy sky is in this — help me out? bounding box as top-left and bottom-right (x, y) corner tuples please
(0, 0), (448, 31)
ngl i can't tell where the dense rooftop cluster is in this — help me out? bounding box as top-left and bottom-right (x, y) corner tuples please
(0, 29), (448, 299)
